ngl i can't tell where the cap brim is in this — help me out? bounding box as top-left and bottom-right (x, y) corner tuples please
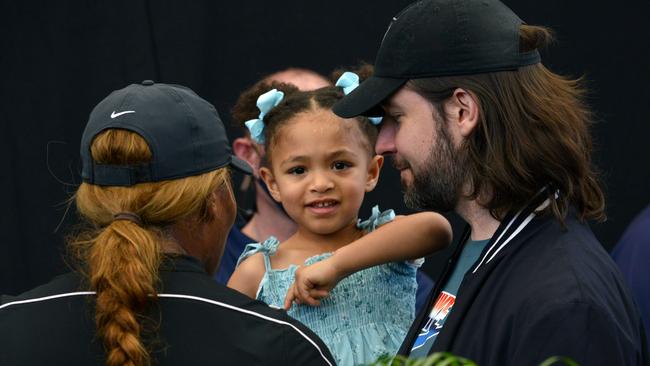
(333, 76), (407, 118)
(230, 156), (253, 175)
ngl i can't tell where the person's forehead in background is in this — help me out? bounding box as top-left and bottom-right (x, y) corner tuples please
(264, 68), (331, 91)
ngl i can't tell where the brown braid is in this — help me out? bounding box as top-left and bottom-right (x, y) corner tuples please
(71, 129), (231, 366)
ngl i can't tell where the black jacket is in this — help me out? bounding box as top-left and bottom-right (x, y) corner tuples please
(0, 255), (335, 366)
(399, 196), (649, 365)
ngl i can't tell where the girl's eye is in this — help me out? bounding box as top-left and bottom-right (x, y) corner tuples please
(288, 167), (305, 175)
(332, 161), (350, 171)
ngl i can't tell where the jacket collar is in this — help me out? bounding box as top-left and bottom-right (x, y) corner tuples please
(471, 186), (557, 274)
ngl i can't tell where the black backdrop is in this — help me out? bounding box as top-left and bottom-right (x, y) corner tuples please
(2, 1), (649, 295)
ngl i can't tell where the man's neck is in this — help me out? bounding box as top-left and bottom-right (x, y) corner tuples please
(241, 185), (297, 242)
(455, 198), (501, 241)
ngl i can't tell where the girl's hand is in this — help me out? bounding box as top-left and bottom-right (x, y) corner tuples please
(283, 259), (344, 310)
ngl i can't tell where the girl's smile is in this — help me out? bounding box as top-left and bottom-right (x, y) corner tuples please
(306, 198), (340, 216)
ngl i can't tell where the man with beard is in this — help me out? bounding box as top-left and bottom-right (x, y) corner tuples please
(329, 0), (649, 364)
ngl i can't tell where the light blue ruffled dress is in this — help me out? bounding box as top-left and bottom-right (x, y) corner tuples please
(236, 207), (419, 365)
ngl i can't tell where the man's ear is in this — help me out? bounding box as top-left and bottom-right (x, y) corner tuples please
(233, 137), (262, 175)
(445, 88), (480, 138)
(365, 155), (384, 192)
(259, 167), (282, 202)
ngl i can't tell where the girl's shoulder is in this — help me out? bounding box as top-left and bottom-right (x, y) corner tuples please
(227, 251), (267, 299)
(230, 237), (284, 298)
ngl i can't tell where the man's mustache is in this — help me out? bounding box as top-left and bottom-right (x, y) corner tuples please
(390, 155), (411, 171)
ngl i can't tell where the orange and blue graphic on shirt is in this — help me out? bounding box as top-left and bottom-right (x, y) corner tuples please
(411, 291), (455, 350)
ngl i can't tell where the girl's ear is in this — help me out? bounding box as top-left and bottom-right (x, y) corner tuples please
(259, 167), (282, 202)
(365, 155), (384, 192)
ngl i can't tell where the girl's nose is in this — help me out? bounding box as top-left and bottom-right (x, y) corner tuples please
(309, 171), (334, 193)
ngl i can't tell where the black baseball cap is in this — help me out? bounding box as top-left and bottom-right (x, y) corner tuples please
(81, 80), (252, 186)
(333, 0), (541, 118)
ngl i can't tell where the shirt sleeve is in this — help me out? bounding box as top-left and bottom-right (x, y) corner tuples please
(510, 301), (646, 365)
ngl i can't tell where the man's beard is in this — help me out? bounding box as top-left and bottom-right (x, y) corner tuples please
(399, 121), (466, 212)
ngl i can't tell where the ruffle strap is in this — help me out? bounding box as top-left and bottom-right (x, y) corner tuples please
(236, 236), (281, 272)
(356, 205), (395, 233)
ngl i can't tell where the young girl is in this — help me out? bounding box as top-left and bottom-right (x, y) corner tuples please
(228, 72), (452, 365)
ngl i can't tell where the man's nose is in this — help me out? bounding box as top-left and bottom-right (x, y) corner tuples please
(375, 121), (397, 155)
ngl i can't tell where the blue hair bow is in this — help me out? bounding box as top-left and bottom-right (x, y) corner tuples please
(335, 71), (383, 125)
(244, 89), (285, 143)
(335, 71), (360, 95)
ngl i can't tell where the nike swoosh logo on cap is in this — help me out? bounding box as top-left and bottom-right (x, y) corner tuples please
(110, 110), (135, 118)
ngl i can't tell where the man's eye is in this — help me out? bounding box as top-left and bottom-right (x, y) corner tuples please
(332, 162), (350, 170)
(288, 167), (305, 175)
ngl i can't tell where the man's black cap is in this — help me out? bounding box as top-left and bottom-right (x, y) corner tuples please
(333, 0), (541, 118)
(81, 81), (252, 186)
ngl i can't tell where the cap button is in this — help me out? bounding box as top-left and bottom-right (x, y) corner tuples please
(141, 80), (155, 86)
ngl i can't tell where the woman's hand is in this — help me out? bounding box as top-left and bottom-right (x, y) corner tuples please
(283, 258), (345, 310)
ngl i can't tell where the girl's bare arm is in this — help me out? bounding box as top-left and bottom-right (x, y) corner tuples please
(284, 212), (452, 308)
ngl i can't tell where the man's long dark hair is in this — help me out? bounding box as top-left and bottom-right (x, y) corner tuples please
(409, 25), (605, 225)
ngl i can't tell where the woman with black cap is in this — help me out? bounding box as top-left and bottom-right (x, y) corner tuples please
(0, 81), (335, 366)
